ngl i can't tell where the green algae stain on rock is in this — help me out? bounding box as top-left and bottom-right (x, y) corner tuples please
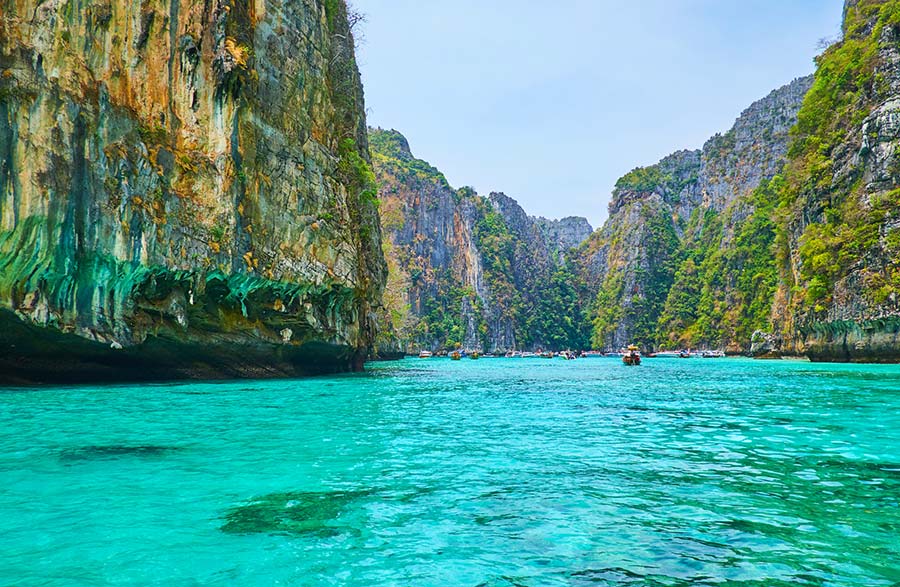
(221, 490), (371, 537)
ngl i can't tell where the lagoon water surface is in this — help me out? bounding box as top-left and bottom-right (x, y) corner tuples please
(1, 358), (899, 586)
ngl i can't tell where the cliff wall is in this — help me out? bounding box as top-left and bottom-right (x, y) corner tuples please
(578, 76), (813, 352)
(0, 0), (386, 382)
(371, 128), (592, 353)
(774, 0), (900, 362)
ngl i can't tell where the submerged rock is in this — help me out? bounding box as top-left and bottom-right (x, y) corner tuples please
(221, 490), (371, 537)
(59, 445), (180, 462)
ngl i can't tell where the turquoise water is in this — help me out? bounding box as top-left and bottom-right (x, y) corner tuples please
(1, 358), (899, 586)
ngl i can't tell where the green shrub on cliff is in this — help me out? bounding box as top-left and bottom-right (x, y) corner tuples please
(338, 139), (379, 209)
(615, 166), (667, 193)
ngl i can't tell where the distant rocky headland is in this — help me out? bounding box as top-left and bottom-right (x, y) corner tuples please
(2, 0), (900, 383)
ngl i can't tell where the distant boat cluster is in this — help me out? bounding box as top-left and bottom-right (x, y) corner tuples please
(654, 349), (725, 359)
(416, 347), (726, 362)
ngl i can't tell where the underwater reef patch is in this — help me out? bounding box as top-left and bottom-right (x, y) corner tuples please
(220, 490), (372, 537)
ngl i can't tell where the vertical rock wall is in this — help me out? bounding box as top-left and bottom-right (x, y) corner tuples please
(775, 0), (900, 362)
(0, 0), (386, 382)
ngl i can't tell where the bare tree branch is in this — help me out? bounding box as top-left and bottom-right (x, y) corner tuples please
(346, 1), (367, 46)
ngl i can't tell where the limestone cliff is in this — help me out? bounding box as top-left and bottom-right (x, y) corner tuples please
(371, 128), (592, 353)
(774, 0), (900, 362)
(579, 76), (813, 351)
(0, 0), (386, 383)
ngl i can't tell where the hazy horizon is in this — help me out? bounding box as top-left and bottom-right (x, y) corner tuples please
(356, 0), (844, 227)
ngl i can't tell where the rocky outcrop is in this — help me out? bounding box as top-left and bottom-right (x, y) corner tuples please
(774, 0), (900, 362)
(534, 216), (593, 263)
(0, 0), (386, 383)
(579, 76), (813, 351)
(700, 77), (814, 214)
(371, 128), (592, 353)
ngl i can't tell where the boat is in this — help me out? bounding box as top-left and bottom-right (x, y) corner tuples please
(540, 351), (555, 359)
(522, 352), (536, 358)
(701, 350), (725, 358)
(470, 351), (481, 360)
(450, 351), (461, 361)
(418, 350), (433, 359)
(623, 345), (641, 366)
(678, 350), (691, 359)
(655, 350), (681, 358)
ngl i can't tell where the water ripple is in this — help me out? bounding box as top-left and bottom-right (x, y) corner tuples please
(1, 358), (899, 585)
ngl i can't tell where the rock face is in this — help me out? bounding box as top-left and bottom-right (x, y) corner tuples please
(699, 78), (813, 213)
(534, 216), (593, 263)
(371, 128), (592, 353)
(774, 0), (900, 362)
(0, 0), (386, 383)
(578, 76), (813, 351)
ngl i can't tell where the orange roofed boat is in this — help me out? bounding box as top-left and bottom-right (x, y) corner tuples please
(623, 345), (641, 366)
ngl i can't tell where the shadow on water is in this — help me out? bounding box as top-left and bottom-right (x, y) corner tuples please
(59, 445), (181, 462)
(220, 490), (373, 537)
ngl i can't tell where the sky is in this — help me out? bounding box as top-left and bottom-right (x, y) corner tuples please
(354, 0), (845, 227)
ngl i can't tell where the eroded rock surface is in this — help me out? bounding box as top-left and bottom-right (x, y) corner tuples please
(0, 0), (385, 382)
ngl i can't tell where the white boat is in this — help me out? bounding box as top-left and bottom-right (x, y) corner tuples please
(418, 350), (433, 358)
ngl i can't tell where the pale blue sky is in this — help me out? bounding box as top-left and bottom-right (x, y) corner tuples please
(355, 1), (844, 226)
